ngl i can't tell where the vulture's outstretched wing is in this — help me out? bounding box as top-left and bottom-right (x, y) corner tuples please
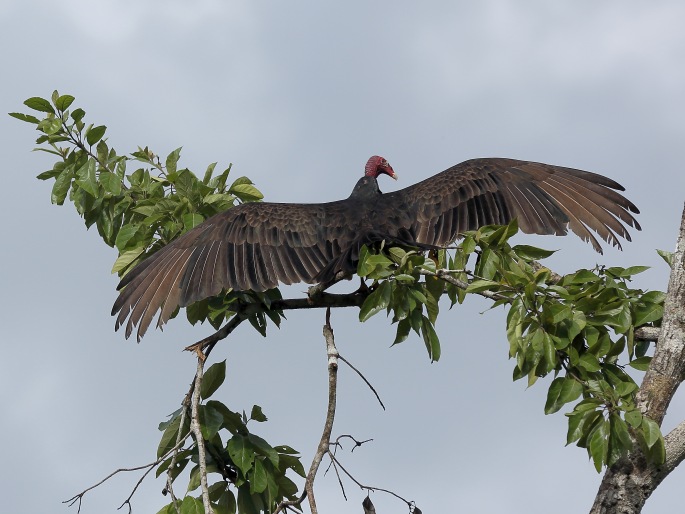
(112, 200), (369, 340)
(113, 157), (640, 341)
(380, 158), (640, 251)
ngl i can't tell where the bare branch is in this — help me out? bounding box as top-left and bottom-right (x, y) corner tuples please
(304, 308), (339, 514)
(664, 419), (685, 474)
(635, 326), (660, 342)
(190, 358), (213, 513)
(184, 290), (368, 355)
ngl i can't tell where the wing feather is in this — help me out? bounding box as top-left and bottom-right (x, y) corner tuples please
(113, 201), (367, 340)
(381, 158), (638, 250)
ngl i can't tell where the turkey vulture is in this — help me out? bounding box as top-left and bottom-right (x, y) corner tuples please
(113, 156), (640, 340)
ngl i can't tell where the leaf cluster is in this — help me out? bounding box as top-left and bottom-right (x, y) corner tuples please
(12, 92), (283, 333)
(156, 361), (305, 514)
(356, 220), (666, 471)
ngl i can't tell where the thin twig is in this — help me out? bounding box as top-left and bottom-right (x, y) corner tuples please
(63, 436), (189, 513)
(326, 451), (414, 508)
(419, 268), (510, 301)
(190, 358), (213, 513)
(304, 308), (339, 514)
(164, 401), (191, 514)
(337, 354), (385, 410)
(331, 434), (374, 453)
(272, 497), (305, 514)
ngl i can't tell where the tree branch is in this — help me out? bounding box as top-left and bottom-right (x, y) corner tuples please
(591, 202), (685, 513)
(185, 290), (368, 356)
(305, 308), (339, 514)
(190, 358), (213, 513)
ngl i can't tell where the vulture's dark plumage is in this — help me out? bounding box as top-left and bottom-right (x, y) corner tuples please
(113, 156), (640, 340)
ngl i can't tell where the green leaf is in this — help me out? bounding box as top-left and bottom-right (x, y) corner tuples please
(562, 269), (600, 285)
(183, 213), (205, 231)
(250, 459), (268, 494)
(115, 223), (144, 251)
(9, 112), (40, 124)
(36, 169), (61, 180)
(75, 158), (98, 197)
(628, 356), (652, 371)
(357, 245), (371, 276)
(24, 96), (55, 113)
(614, 381), (638, 398)
(237, 486), (259, 514)
(86, 125), (107, 146)
(567, 408), (601, 445)
(230, 183), (264, 201)
(579, 353), (602, 372)
(248, 434), (279, 467)
(228, 435), (255, 475)
(625, 409), (642, 429)
(621, 265), (650, 277)
(206, 400), (246, 434)
(55, 94), (75, 111)
(250, 405), (268, 422)
(465, 279), (500, 293)
(38, 118), (62, 135)
(179, 495), (204, 514)
(166, 147), (182, 175)
(421, 316), (441, 361)
(201, 360), (226, 399)
(609, 413), (633, 465)
(641, 291), (666, 304)
(589, 418), (609, 472)
(100, 171), (123, 195)
(641, 417), (662, 448)
(512, 245), (556, 260)
(112, 246), (146, 274)
(187, 465), (201, 492)
(545, 377), (583, 414)
(359, 281), (392, 322)
(633, 303), (664, 327)
(71, 108), (86, 122)
(657, 249), (673, 268)
(203, 162), (218, 184)
(199, 404), (224, 440)
(393, 318), (411, 345)
(157, 412), (189, 458)
(648, 435), (666, 464)
(51, 166), (74, 204)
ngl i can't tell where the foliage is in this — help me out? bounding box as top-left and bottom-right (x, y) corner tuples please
(155, 361), (303, 514)
(13, 92), (668, 512)
(11, 91), (284, 334)
(357, 221), (665, 471)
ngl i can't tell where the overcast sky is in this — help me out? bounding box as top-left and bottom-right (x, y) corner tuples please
(2, 1), (685, 513)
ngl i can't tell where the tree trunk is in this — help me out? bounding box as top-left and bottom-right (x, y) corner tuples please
(590, 203), (685, 513)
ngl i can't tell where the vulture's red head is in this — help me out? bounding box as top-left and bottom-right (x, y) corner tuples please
(365, 155), (397, 180)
